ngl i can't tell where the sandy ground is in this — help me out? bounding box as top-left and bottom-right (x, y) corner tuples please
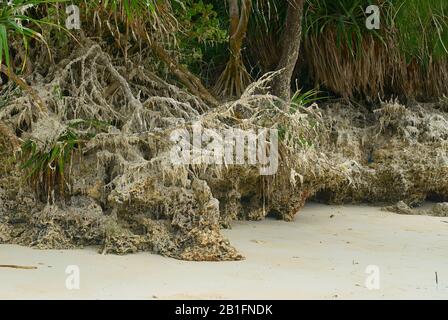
(1, 203), (447, 300)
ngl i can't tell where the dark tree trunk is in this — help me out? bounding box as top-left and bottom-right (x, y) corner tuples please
(273, 0), (305, 105)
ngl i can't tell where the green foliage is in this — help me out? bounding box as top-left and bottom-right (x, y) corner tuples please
(19, 116), (111, 201)
(391, 0), (448, 63)
(176, 0), (227, 45)
(81, 0), (181, 40)
(174, 0), (228, 78)
(301, 0), (448, 99)
(304, 0), (448, 62)
(291, 88), (327, 110)
(304, 0), (379, 57)
(21, 128), (79, 201)
(2, 0), (446, 103)
(278, 124), (314, 149)
(0, 0), (64, 69)
(68, 119), (111, 139)
(94, 0), (158, 19)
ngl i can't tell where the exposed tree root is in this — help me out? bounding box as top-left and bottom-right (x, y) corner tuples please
(214, 55), (252, 98)
(0, 65), (46, 113)
(150, 42), (219, 107)
(1, 43), (448, 261)
(214, 0), (252, 98)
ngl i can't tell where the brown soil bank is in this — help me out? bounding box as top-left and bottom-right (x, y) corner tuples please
(1, 44), (447, 261)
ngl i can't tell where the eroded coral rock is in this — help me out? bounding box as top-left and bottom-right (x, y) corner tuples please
(1, 45), (448, 261)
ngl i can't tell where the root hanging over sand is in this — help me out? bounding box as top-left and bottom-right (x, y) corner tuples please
(1, 43), (448, 261)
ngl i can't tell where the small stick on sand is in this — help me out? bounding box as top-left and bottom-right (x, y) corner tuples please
(0, 265), (38, 270)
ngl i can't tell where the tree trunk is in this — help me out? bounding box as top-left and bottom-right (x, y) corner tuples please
(273, 0), (305, 104)
(214, 0), (252, 97)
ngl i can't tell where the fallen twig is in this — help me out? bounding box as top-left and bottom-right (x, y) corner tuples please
(0, 265), (38, 270)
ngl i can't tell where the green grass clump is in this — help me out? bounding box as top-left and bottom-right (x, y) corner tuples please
(21, 129), (80, 202)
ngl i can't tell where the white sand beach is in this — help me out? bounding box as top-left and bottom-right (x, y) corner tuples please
(1, 203), (447, 300)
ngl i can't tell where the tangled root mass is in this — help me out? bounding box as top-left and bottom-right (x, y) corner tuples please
(1, 44), (447, 260)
